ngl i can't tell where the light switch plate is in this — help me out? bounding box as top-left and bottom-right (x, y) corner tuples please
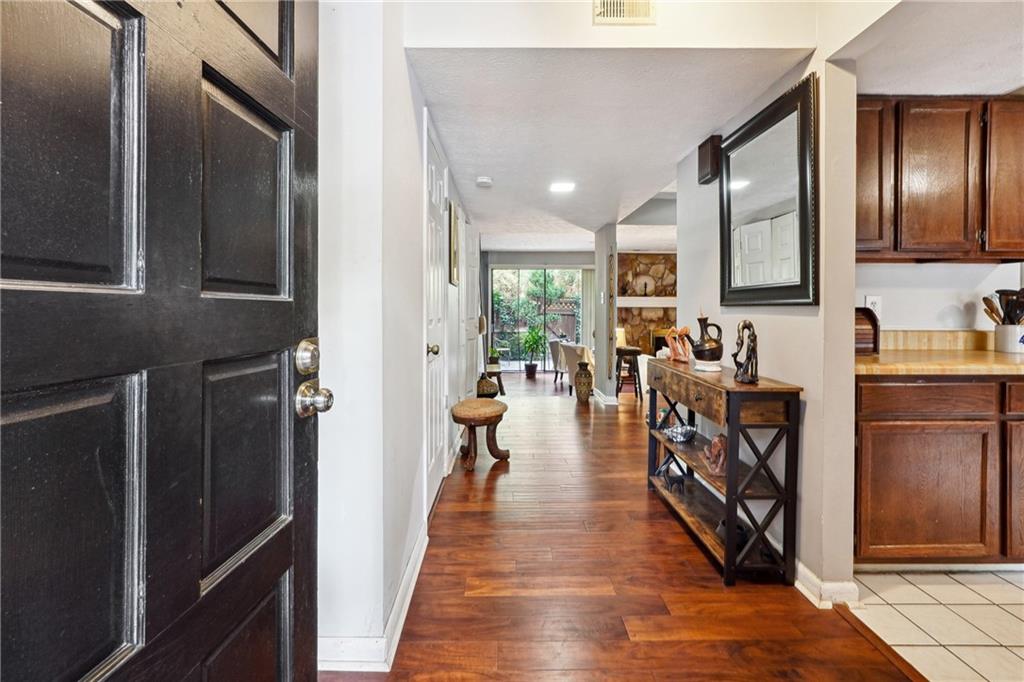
(864, 295), (882, 320)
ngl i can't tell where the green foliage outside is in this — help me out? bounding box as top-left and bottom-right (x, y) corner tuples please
(490, 268), (581, 366)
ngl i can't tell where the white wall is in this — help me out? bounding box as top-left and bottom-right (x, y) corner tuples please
(675, 1), (899, 606)
(856, 263), (1021, 330)
(594, 223), (617, 401)
(318, 0), (386, 664)
(447, 200), (481, 471)
(380, 0), (429, 649)
(318, 0), (475, 671)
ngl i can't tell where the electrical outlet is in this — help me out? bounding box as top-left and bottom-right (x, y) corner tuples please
(864, 295), (882, 320)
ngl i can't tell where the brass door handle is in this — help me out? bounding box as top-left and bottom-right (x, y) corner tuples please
(427, 344), (440, 356)
(296, 379), (334, 418)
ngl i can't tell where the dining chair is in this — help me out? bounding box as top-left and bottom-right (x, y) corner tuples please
(548, 339), (566, 384)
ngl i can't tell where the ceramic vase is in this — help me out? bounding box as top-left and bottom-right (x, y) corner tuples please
(476, 373), (499, 398)
(574, 361), (593, 403)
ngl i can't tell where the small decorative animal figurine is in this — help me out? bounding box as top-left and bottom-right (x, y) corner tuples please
(665, 326), (691, 363)
(732, 320), (759, 384)
(702, 433), (728, 476)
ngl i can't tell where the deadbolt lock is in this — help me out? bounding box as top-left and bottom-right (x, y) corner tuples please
(295, 338), (321, 375)
(295, 379), (334, 418)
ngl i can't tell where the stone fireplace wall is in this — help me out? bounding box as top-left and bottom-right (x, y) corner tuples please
(618, 253), (676, 297)
(617, 253), (677, 355)
(618, 306), (677, 354)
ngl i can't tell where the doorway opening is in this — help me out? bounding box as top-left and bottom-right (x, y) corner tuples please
(489, 268), (585, 372)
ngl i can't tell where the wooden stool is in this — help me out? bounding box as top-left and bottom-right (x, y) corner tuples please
(485, 363), (506, 395)
(615, 346), (643, 400)
(451, 398), (510, 471)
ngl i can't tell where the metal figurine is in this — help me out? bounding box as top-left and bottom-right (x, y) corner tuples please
(732, 320), (759, 384)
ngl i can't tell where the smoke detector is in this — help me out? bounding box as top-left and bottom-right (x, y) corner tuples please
(476, 176), (493, 188)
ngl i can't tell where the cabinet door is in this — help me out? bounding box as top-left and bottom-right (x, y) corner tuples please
(857, 420), (999, 560)
(1007, 422), (1024, 558)
(897, 100), (982, 253)
(985, 100), (1024, 253)
(856, 99), (894, 251)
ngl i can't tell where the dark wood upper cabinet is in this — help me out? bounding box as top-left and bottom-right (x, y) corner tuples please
(856, 95), (1024, 261)
(897, 99), (983, 253)
(985, 99), (1024, 253)
(856, 99), (894, 252)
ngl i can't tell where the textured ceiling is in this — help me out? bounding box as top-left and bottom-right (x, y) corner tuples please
(408, 47), (811, 249)
(841, 1), (1024, 95)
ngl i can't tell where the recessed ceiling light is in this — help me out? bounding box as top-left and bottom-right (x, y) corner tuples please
(729, 179), (750, 190)
(550, 181), (576, 193)
(476, 176), (493, 188)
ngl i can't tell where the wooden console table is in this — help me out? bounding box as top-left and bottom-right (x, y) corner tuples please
(646, 358), (802, 585)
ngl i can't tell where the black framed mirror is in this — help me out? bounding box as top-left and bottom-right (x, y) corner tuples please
(720, 75), (818, 306)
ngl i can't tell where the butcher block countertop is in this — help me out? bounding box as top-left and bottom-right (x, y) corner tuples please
(855, 349), (1024, 375)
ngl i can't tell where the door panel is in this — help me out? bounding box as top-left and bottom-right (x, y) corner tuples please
(855, 99), (894, 251)
(201, 75), (291, 297)
(1008, 422), (1024, 559)
(857, 420), (999, 560)
(770, 211), (797, 283)
(985, 99), (1024, 253)
(202, 585), (286, 682)
(219, 0), (288, 66)
(425, 130), (447, 504)
(0, 0), (142, 287)
(1, 1), (319, 679)
(897, 100), (981, 253)
(202, 353), (289, 581)
(1, 376), (143, 681)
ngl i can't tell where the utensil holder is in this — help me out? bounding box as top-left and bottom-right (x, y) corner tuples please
(995, 325), (1024, 354)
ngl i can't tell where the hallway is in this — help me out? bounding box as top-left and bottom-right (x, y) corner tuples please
(324, 374), (906, 680)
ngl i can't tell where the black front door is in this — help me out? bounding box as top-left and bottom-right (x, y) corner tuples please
(1, 1), (320, 679)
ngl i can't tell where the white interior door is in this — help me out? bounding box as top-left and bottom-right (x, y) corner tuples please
(771, 211), (799, 284)
(424, 119), (447, 511)
(738, 219), (771, 286)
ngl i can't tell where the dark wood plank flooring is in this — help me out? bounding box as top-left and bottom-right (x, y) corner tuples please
(321, 373), (905, 680)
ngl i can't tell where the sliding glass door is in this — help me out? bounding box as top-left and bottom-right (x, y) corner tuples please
(490, 268), (582, 372)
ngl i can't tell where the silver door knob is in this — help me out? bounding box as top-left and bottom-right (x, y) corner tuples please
(427, 344), (440, 356)
(296, 379), (334, 417)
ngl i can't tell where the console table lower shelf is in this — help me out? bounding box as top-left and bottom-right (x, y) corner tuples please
(645, 357), (803, 586)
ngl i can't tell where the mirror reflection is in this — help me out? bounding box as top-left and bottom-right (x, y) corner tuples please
(729, 111), (800, 289)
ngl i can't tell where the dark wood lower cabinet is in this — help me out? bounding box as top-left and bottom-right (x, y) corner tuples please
(857, 420), (999, 560)
(1006, 421), (1024, 558)
(856, 376), (1020, 563)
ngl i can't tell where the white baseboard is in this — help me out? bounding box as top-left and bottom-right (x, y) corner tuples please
(446, 428), (463, 475)
(857, 563), (1024, 573)
(593, 388), (618, 406)
(317, 526), (428, 672)
(794, 560), (858, 609)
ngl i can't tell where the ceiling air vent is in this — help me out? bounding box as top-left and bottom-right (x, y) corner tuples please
(593, 0), (655, 25)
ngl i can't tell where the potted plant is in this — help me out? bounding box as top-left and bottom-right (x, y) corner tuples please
(522, 326), (545, 379)
(488, 346), (500, 365)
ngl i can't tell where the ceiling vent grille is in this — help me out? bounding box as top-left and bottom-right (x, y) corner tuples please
(593, 0), (655, 25)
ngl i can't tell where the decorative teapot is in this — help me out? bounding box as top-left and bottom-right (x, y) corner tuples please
(683, 315), (724, 363)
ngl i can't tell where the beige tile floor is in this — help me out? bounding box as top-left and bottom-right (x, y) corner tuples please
(851, 572), (1024, 681)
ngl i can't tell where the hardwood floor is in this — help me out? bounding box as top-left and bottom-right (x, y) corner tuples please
(321, 373), (906, 680)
